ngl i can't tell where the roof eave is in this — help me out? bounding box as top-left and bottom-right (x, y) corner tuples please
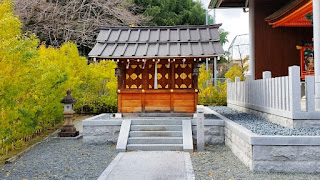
(88, 54), (225, 59)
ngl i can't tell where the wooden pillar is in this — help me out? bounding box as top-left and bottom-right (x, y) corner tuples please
(193, 61), (199, 89)
(313, 0), (320, 110)
(170, 61), (175, 112)
(193, 61), (199, 110)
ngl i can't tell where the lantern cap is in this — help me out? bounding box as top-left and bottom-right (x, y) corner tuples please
(61, 89), (77, 104)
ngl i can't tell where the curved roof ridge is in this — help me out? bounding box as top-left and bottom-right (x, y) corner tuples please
(265, 0), (311, 23)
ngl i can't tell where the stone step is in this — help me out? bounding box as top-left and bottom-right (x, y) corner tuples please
(126, 144), (183, 151)
(130, 125), (182, 131)
(127, 137), (183, 144)
(131, 120), (182, 125)
(129, 131), (182, 137)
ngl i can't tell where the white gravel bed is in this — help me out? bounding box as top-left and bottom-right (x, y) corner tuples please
(0, 136), (117, 180)
(211, 106), (320, 136)
(191, 145), (320, 180)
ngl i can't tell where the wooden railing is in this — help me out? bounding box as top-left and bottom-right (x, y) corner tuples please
(227, 66), (320, 119)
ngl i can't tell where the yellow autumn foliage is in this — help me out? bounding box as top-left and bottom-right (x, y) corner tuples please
(0, 0), (117, 155)
(198, 64), (227, 106)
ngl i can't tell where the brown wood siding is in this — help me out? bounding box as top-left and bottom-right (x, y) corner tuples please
(119, 90), (197, 113)
(117, 59), (198, 113)
(254, 0), (313, 79)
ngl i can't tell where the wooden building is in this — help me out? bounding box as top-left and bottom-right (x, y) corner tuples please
(209, 0), (314, 80)
(89, 25), (224, 114)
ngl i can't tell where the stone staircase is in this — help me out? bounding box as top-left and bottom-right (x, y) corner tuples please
(116, 118), (193, 152)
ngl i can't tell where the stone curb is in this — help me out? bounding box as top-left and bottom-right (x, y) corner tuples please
(82, 120), (122, 126)
(184, 152), (195, 180)
(251, 136), (320, 145)
(191, 119), (224, 126)
(97, 152), (125, 180)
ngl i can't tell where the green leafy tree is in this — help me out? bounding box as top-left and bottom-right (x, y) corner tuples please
(135, 0), (206, 26)
(219, 28), (229, 46)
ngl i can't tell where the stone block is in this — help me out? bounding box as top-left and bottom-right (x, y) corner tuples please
(253, 146), (298, 161)
(225, 135), (253, 170)
(83, 125), (120, 144)
(253, 145), (320, 161)
(293, 120), (320, 129)
(253, 160), (320, 173)
(225, 127), (252, 159)
(192, 125), (224, 145)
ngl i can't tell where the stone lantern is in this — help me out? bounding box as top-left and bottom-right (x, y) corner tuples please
(59, 89), (79, 137)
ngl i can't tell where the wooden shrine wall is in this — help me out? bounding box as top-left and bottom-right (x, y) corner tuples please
(117, 60), (198, 113)
(254, 0), (313, 79)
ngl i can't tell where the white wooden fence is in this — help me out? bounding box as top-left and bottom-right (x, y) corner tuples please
(227, 66), (320, 119)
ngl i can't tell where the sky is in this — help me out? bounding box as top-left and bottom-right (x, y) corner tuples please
(199, 0), (249, 52)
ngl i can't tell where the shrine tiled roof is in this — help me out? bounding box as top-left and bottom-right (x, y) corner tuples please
(88, 24), (224, 59)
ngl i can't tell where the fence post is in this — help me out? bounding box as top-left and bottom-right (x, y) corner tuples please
(263, 71), (272, 79)
(305, 76), (315, 112)
(288, 66), (301, 117)
(235, 77), (240, 102)
(262, 71), (271, 107)
(196, 105), (205, 151)
(227, 79), (231, 103)
(246, 75), (253, 104)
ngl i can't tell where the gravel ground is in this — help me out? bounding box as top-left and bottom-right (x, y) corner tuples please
(0, 135), (117, 180)
(211, 106), (320, 136)
(191, 145), (320, 180)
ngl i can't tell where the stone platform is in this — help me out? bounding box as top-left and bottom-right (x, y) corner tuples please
(82, 111), (224, 146)
(82, 107), (320, 173)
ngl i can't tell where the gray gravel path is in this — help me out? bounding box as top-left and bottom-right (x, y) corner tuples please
(191, 145), (320, 180)
(0, 135), (117, 180)
(211, 106), (320, 136)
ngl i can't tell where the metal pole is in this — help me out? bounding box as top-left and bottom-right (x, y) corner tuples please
(214, 8), (216, 24)
(249, 0), (255, 79)
(206, 9), (209, 25)
(214, 57), (217, 86)
(313, 0), (320, 110)
(206, 9), (209, 71)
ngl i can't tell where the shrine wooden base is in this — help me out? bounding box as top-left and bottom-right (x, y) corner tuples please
(118, 89), (198, 113)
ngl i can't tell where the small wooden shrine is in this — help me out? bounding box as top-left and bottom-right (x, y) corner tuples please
(89, 25), (224, 113)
